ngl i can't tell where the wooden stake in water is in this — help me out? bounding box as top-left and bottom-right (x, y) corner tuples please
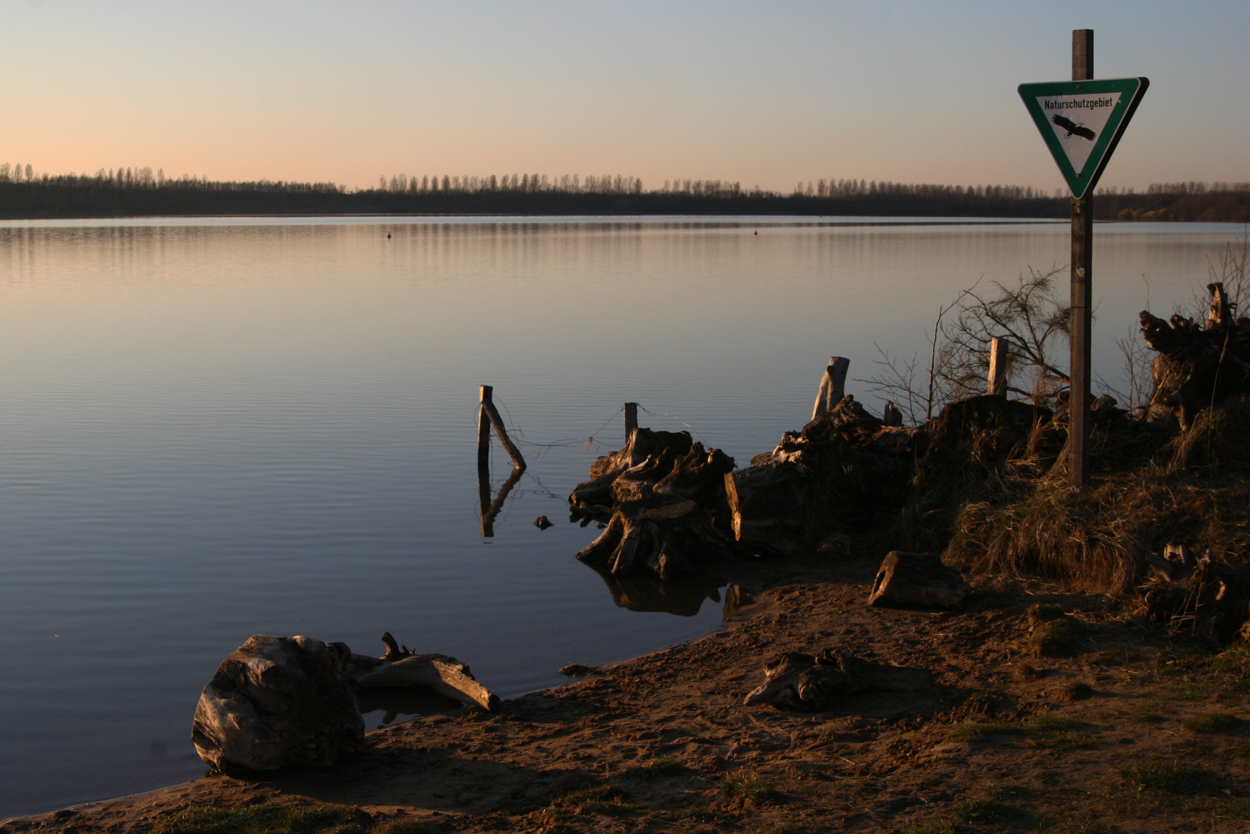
(477, 385), (526, 471)
(1070, 29), (1094, 487)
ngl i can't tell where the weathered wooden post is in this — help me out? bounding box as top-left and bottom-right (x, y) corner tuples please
(624, 402), (638, 441)
(987, 337), (1008, 397)
(1018, 31), (1148, 486)
(1069, 28), (1094, 487)
(477, 385), (526, 471)
(812, 356), (850, 420)
(477, 385), (526, 537)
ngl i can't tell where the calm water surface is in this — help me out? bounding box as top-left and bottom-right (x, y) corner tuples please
(0, 216), (1240, 818)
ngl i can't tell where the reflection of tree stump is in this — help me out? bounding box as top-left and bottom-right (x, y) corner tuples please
(575, 494), (741, 579)
(587, 566), (725, 617)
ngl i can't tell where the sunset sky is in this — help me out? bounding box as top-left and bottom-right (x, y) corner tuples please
(5, 0), (1248, 194)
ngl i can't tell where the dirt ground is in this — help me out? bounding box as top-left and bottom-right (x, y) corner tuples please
(6, 551), (1250, 834)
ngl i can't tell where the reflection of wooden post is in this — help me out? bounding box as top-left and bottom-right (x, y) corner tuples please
(480, 465), (524, 537)
(812, 357), (850, 420)
(987, 338), (1008, 396)
(1069, 29), (1094, 488)
(478, 385), (526, 471)
(624, 402), (638, 441)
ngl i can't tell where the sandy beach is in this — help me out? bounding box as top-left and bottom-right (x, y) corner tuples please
(4, 545), (1246, 834)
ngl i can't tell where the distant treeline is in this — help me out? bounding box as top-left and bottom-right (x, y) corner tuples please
(1095, 182), (1250, 222)
(1, 163), (1248, 221)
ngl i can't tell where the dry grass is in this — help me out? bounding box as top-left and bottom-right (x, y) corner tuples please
(939, 396), (1250, 595)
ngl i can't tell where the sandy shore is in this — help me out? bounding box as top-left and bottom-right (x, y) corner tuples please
(4, 551), (1247, 833)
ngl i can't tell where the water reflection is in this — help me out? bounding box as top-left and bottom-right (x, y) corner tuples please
(357, 687), (464, 728)
(587, 565), (735, 618)
(478, 465), (524, 537)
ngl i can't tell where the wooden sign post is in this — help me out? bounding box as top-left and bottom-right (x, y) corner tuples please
(1069, 29), (1094, 487)
(1018, 30), (1148, 486)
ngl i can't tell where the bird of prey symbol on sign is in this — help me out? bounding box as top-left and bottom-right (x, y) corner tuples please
(1051, 114), (1096, 141)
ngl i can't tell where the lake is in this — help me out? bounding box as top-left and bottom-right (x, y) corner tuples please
(0, 216), (1241, 819)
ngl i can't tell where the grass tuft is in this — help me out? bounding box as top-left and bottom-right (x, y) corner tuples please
(1183, 712), (1243, 734)
(153, 804), (378, 834)
(946, 720), (1024, 743)
(620, 757), (684, 780)
(552, 783), (634, 816)
(718, 773), (787, 810)
(1120, 759), (1214, 795)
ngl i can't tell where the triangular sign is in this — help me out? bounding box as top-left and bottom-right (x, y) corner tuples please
(1018, 77), (1148, 199)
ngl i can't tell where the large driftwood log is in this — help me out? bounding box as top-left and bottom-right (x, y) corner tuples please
(868, 551), (968, 609)
(575, 494), (741, 579)
(344, 651), (499, 712)
(728, 396), (918, 553)
(724, 458), (810, 556)
(744, 649), (932, 711)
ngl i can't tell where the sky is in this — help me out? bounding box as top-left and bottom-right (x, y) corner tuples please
(4, 0), (1249, 194)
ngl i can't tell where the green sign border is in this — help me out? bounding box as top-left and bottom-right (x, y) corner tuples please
(1018, 77), (1149, 199)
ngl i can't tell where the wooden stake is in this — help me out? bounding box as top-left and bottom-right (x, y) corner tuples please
(987, 337), (1008, 396)
(478, 385), (526, 471)
(624, 402), (638, 440)
(1069, 28), (1094, 487)
(811, 356), (850, 420)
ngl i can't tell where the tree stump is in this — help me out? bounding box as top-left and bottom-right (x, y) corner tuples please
(868, 551), (968, 609)
(569, 427), (733, 522)
(1139, 282), (1250, 428)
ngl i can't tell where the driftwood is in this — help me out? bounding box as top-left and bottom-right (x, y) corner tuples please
(1141, 544), (1250, 644)
(344, 651), (499, 713)
(868, 551), (968, 609)
(744, 649), (932, 711)
(1140, 282), (1250, 428)
(576, 494), (741, 579)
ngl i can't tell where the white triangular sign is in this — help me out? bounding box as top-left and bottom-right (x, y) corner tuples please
(1033, 91), (1122, 174)
(1019, 77), (1147, 198)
